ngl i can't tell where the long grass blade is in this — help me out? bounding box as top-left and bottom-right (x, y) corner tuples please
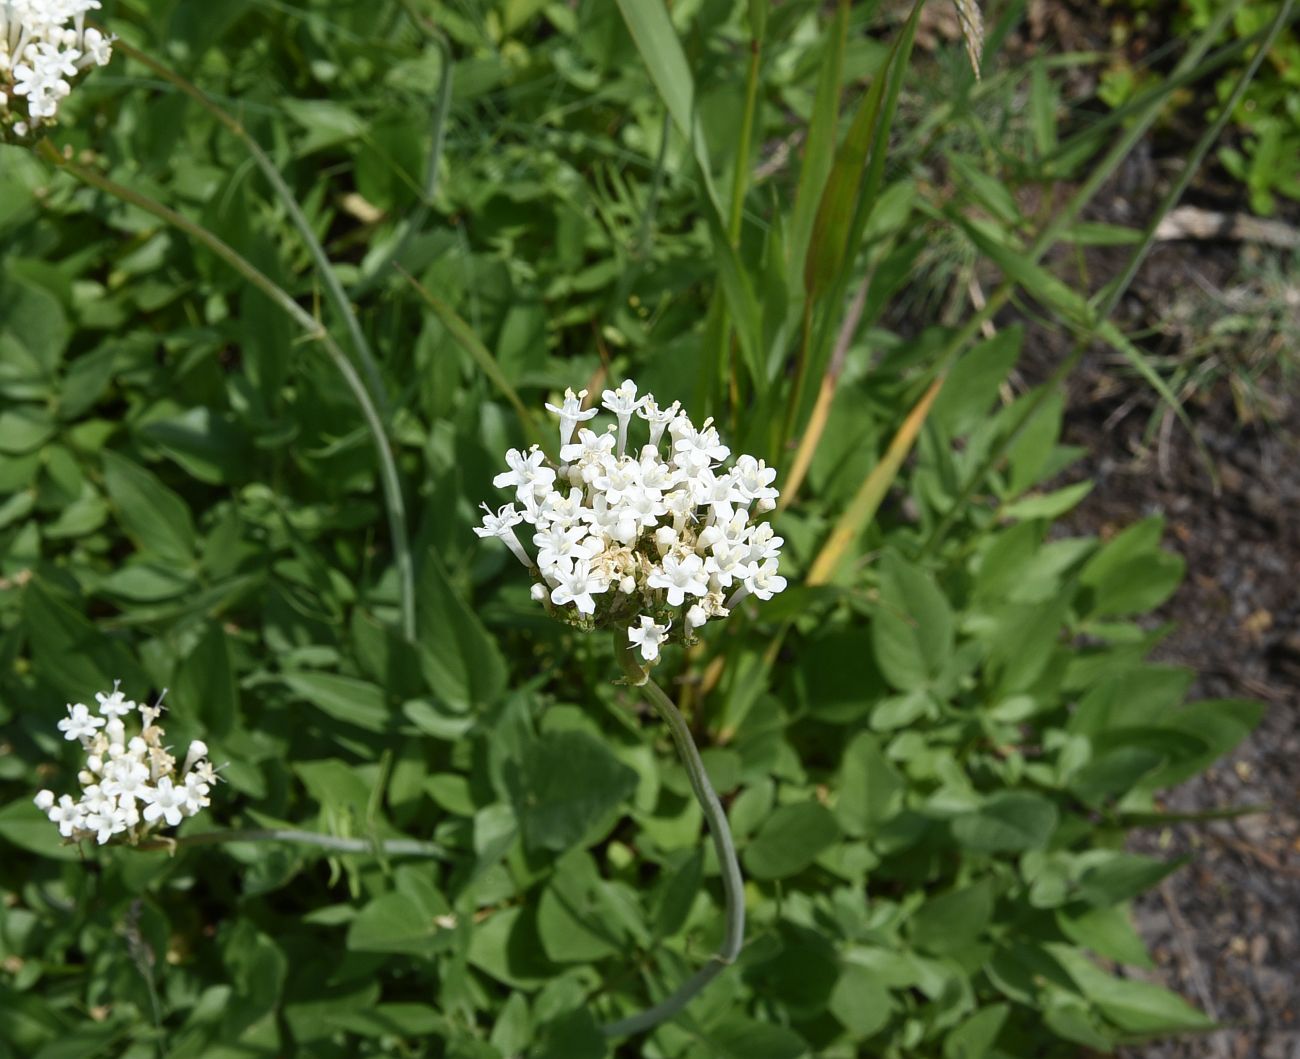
(806, 375), (944, 586)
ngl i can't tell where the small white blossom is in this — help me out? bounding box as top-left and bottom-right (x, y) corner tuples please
(34, 682), (216, 846)
(475, 381), (786, 667)
(545, 388), (599, 451)
(1, 0), (115, 139)
(627, 616), (671, 662)
(57, 702), (104, 742)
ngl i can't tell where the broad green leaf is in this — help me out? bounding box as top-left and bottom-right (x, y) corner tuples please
(347, 891), (448, 957)
(0, 799), (80, 861)
(1079, 518), (1184, 617)
(417, 554), (507, 710)
(514, 730), (638, 852)
(952, 792), (1058, 853)
(282, 671), (392, 732)
(1049, 944), (1215, 1034)
(708, 1016), (810, 1059)
(943, 1003), (1010, 1059)
(872, 551), (954, 691)
(172, 621), (239, 737)
(22, 580), (148, 701)
(834, 731), (904, 837)
(1077, 853), (1184, 907)
(829, 962), (893, 1039)
(911, 879), (994, 955)
(743, 801), (841, 879)
(101, 449), (196, 563)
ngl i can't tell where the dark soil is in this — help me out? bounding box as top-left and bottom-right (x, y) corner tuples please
(987, 0), (1300, 1051)
(1016, 172), (1300, 1059)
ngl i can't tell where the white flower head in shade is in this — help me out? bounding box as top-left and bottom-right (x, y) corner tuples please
(0, 0), (115, 141)
(477, 380), (787, 671)
(34, 683), (217, 846)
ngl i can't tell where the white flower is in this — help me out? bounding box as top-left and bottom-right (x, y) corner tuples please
(648, 552), (709, 607)
(0, 0), (113, 137)
(94, 681), (136, 718)
(545, 388), (598, 451)
(742, 558), (787, 601)
(602, 379), (648, 457)
(85, 802), (128, 845)
(637, 396), (681, 450)
(492, 447), (556, 500)
(35, 682), (214, 845)
(142, 776), (186, 827)
(549, 557), (610, 616)
(57, 702), (104, 741)
(628, 616), (671, 662)
(474, 502), (532, 569)
(476, 381), (786, 664)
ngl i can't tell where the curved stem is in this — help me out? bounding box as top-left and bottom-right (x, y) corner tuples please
(602, 671), (745, 1039)
(112, 39), (390, 419)
(139, 827), (448, 859)
(36, 140), (418, 642)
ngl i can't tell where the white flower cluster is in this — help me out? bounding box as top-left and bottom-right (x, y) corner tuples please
(1, 0), (113, 139)
(34, 682), (217, 846)
(476, 380), (786, 669)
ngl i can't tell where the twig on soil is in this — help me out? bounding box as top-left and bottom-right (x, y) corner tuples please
(1155, 206), (1300, 249)
(1159, 879), (1232, 1059)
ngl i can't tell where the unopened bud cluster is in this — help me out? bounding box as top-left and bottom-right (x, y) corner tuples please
(476, 380), (786, 670)
(34, 682), (216, 845)
(1, 0), (113, 140)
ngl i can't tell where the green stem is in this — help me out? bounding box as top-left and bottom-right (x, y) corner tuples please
(36, 141), (418, 642)
(603, 663), (745, 1038)
(112, 40), (390, 420)
(139, 827), (448, 859)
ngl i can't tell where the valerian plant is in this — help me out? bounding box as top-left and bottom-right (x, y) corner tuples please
(0, 1), (1286, 1057)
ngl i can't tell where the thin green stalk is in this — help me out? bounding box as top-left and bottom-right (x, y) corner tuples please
(112, 40), (390, 419)
(37, 141), (418, 642)
(353, 8), (453, 296)
(917, 0), (1293, 557)
(138, 827), (448, 859)
(603, 661), (745, 1038)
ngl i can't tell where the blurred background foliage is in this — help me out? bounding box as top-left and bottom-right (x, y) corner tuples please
(0, 0), (1292, 1056)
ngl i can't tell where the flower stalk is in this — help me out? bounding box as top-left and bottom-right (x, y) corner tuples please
(604, 649), (746, 1038)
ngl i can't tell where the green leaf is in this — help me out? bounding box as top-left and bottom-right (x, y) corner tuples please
(931, 327), (1023, 437)
(943, 1003), (1010, 1059)
(537, 851), (629, 962)
(708, 1016), (810, 1059)
(101, 449), (196, 563)
(0, 799), (80, 861)
(912, 879), (995, 955)
(417, 554), (507, 710)
(872, 551), (955, 691)
(1056, 904), (1152, 968)
(834, 731), (904, 837)
(173, 621), (239, 737)
(515, 730), (638, 852)
(1077, 853), (1184, 907)
(952, 792), (1058, 853)
(743, 801), (841, 879)
(829, 961), (893, 1039)
(22, 580), (147, 702)
(1050, 944), (1215, 1034)
(347, 892), (447, 957)
(1078, 518), (1184, 617)
(282, 671), (392, 733)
